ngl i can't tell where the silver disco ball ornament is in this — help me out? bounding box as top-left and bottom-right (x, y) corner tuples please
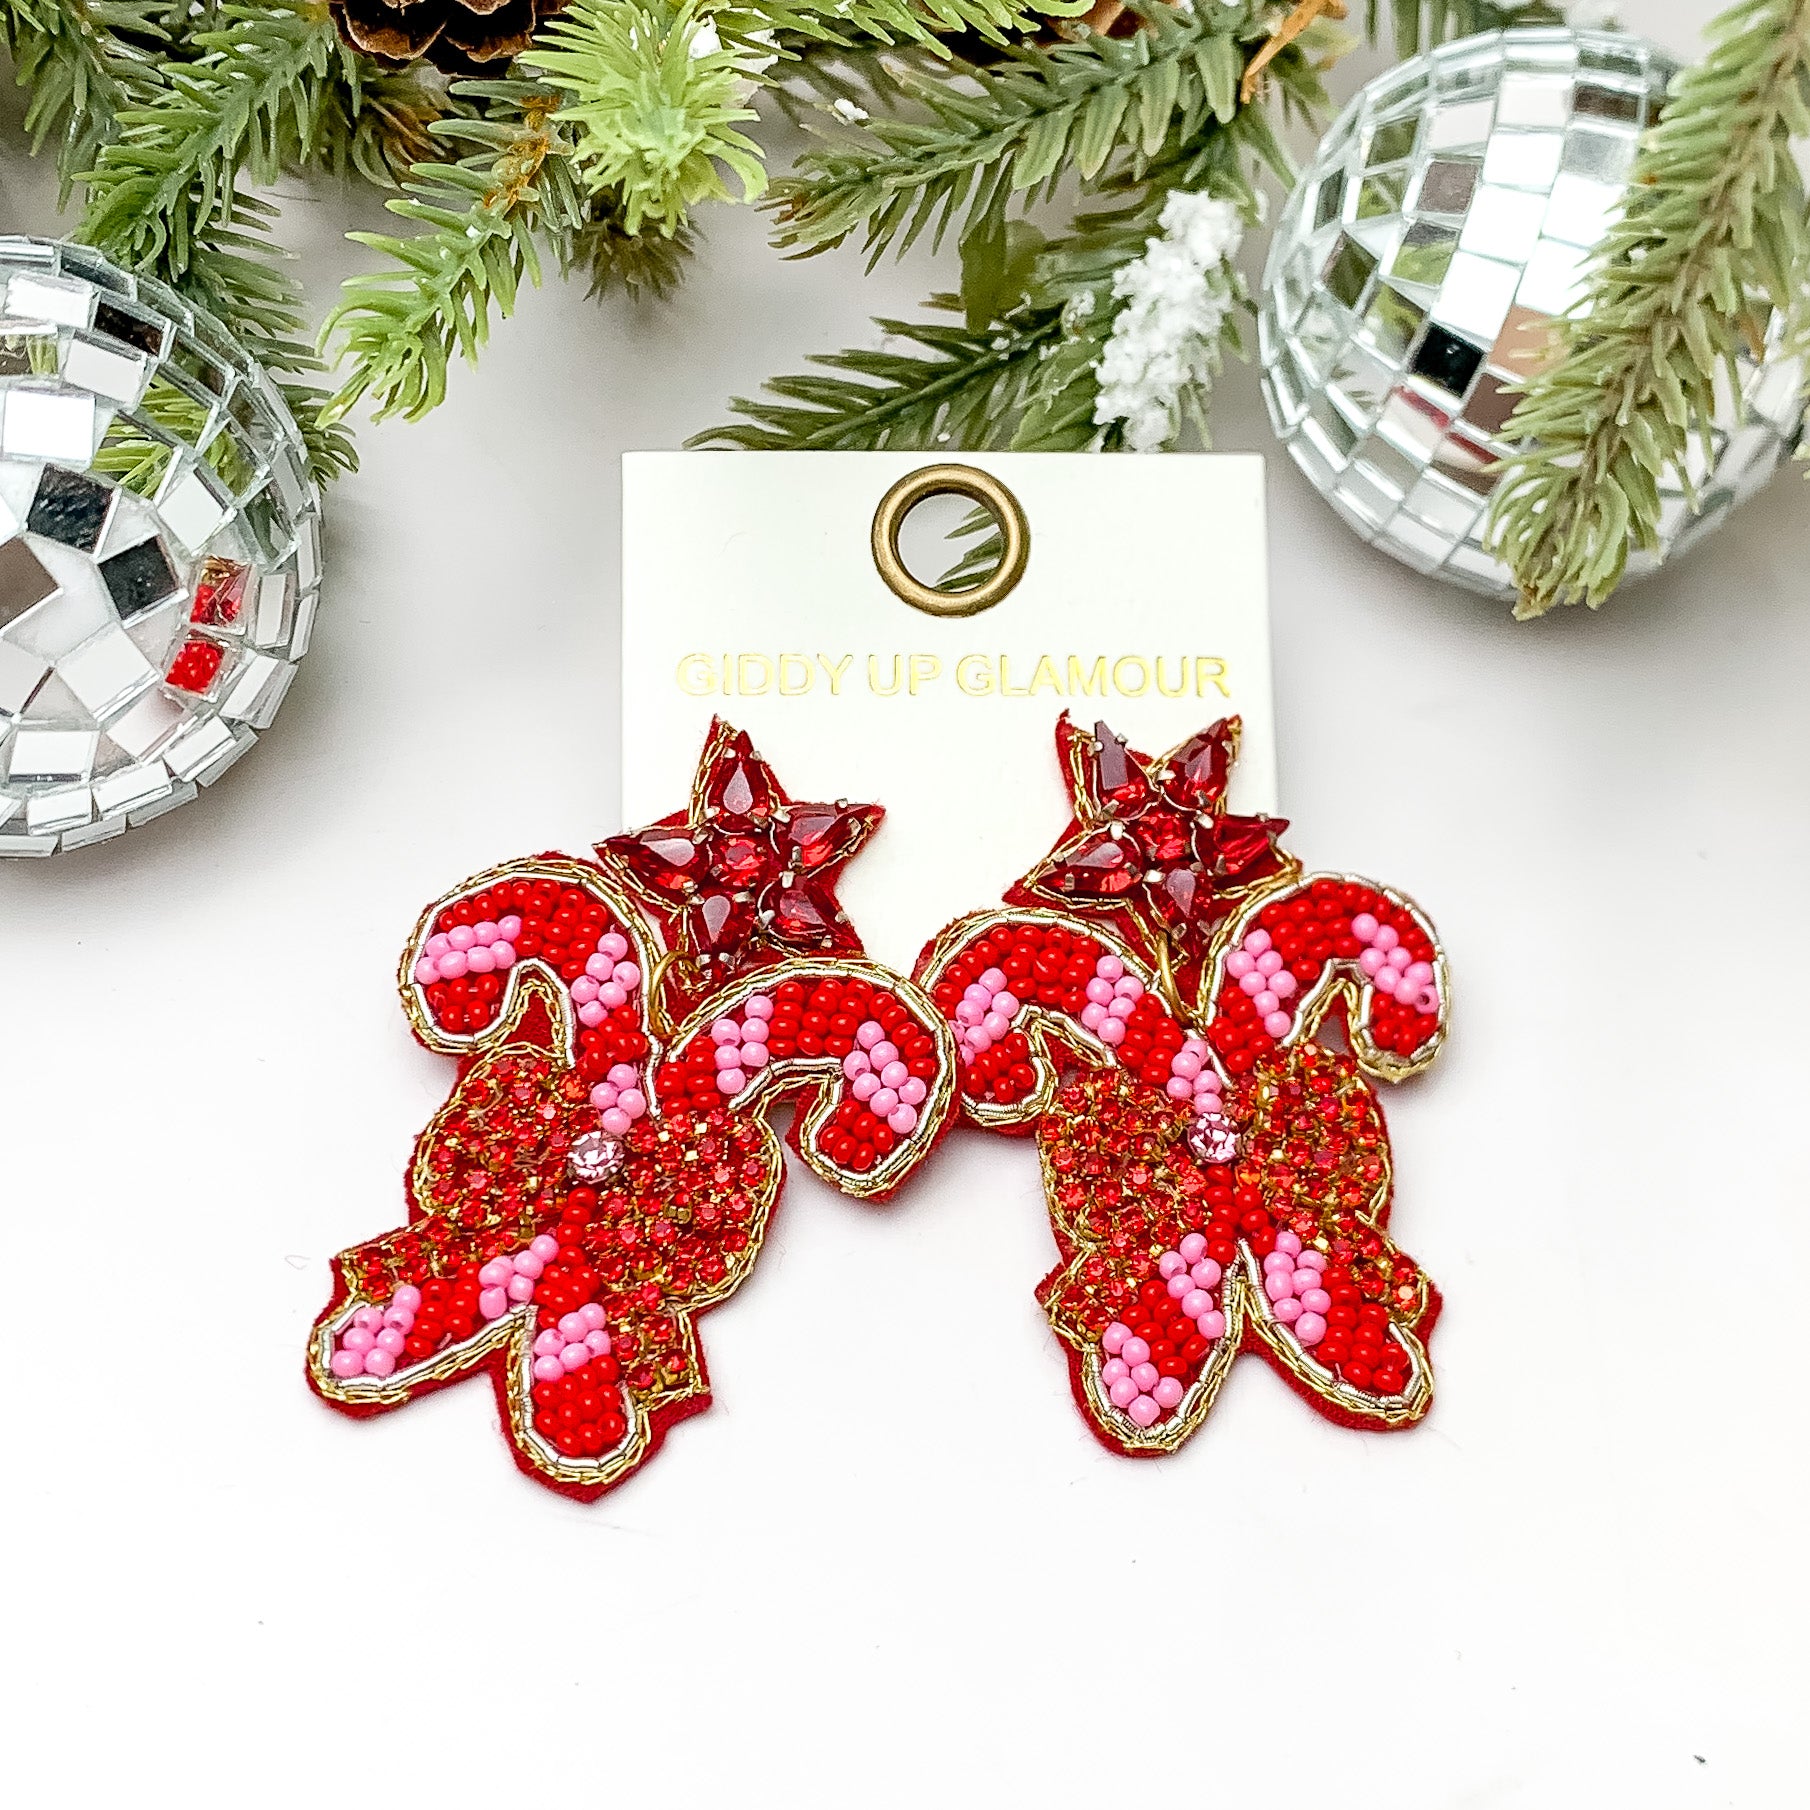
(0, 237), (322, 854)
(1257, 28), (1805, 603)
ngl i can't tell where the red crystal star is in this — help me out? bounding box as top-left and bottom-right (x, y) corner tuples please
(598, 718), (882, 987)
(1017, 714), (1292, 938)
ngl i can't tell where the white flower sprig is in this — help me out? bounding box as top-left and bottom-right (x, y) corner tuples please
(1092, 189), (1246, 453)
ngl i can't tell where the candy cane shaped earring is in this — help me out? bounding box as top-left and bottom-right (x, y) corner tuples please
(307, 720), (958, 1500)
(915, 714), (1449, 1455)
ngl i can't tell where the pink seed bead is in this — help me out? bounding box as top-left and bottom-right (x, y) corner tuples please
(841, 1051), (870, 1081)
(1172, 1050), (1202, 1080)
(534, 1330), (563, 1358)
(1403, 961), (1434, 989)
(1121, 1337), (1150, 1367)
(1264, 1250), (1294, 1275)
(376, 1327), (407, 1356)
(1257, 950), (1283, 977)
(1165, 1076), (1193, 1101)
(1113, 976), (1143, 1000)
(579, 1302), (606, 1331)
(571, 976), (600, 1005)
(1102, 1322), (1131, 1355)
(576, 1002), (605, 1027)
(1179, 1232), (1207, 1262)
(465, 947), (496, 975)
(1109, 1376), (1140, 1409)
(425, 933), (450, 958)
(1294, 1312), (1327, 1345)
(887, 1105), (918, 1135)
(1159, 1251), (1187, 1279)
(856, 1021), (883, 1049)
(744, 994), (774, 1020)
(558, 1312), (586, 1342)
(1412, 984), (1440, 1014)
(1130, 1362), (1159, 1391)
(1297, 1249), (1327, 1272)
(1226, 950), (1254, 979)
(741, 1017), (768, 1044)
(613, 962), (641, 988)
(1276, 1297), (1303, 1323)
(492, 944), (516, 969)
(979, 967), (1007, 990)
(1270, 971), (1297, 998)
(472, 921), (498, 947)
(880, 1060), (909, 1089)
(1166, 1273), (1192, 1300)
(716, 1074), (747, 1100)
(981, 1012), (1010, 1040)
(1197, 1310), (1226, 1339)
(1153, 1377), (1184, 1410)
(585, 952), (613, 980)
(393, 1285), (422, 1312)
(413, 957), (438, 986)
(870, 1041), (899, 1068)
(851, 1072), (880, 1101)
(714, 1044), (743, 1072)
(362, 1349), (397, 1378)
(1292, 1270), (1321, 1296)
(1128, 1395), (1161, 1428)
(1276, 1230), (1301, 1256)
(1096, 955), (1124, 981)
(329, 1349), (364, 1379)
(1190, 1258), (1222, 1289)
(1350, 912), (1378, 942)
(1085, 977), (1115, 1005)
(560, 1344), (589, 1373)
(584, 1329), (612, 1356)
(737, 1048), (767, 1075)
(478, 1258), (512, 1288)
(1101, 1357), (1129, 1387)
(899, 1077), (927, 1106)
(437, 951), (468, 980)
(1253, 991), (1279, 1016)
(512, 1251), (543, 1279)
(1098, 1019), (1125, 1045)
(1243, 929), (1271, 954)
(711, 1019), (741, 1046)
(1080, 1003), (1107, 1031)
(1181, 1289), (1212, 1318)
(1266, 1272), (1294, 1303)
(1239, 971), (1266, 996)
(1300, 1288), (1332, 1314)
(497, 915), (523, 939)
(591, 1084), (619, 1111)
(598, 932), (628, 961)
(447, 925), (476, 952)
(1372, 924), (1399, 952)
(506, 1274), (535, 1303)
(602, 1107), (634, 1133)
(1263, 1012), (1292, 1038)
(533, 1356), (564, 1383)
(341, 1327), (374, 1354)
(870, 1087), (899, 1116)
(529, 1234), (559, 1264)
(598, 982), (627, 1009)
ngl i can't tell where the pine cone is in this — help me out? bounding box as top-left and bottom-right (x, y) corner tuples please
(331, 0), (569, 73)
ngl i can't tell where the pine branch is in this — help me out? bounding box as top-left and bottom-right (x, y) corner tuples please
(523, 0), (766, 235)
(0, 0), (169, 200)
(720, 0), (1084, 58)
(770, 1), (1269, 263)
(1488, 0), (1810, 616)
(1368, 0), (1564, 57)
(321, 80), (593, 423)
(698, 301), (1063, 448)
(305, 59), (459, 189)
(80, 1), (343, 279)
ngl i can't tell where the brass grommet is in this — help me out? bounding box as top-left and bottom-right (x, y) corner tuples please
(870, 463), (1031, 618)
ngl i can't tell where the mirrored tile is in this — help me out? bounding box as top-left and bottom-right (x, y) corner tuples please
(93, 757), (173, 817)
(5, 274), (93, 329)
(157, 463), (229, 553)
(1409, 322), (1487, 400)
(104, 687), (185, 760)
(1516, 239), (1589, 316)
(0, 638), (50, 714)
(1561, 125), (1636, 181)
(1413, 158), (1480, 216)
(99, 537), (180, 620)
(1427, 98), (1493, 151)
(92, 298), (167, 358)
(26, 784), (92, 833)
(1496, 74), (1572, 130)
(1459, 184), (1548, 262)
(1482, 130), (1564, 192)
(1361, 284), (1426, 360)
(7, 725), (97, 781)
(64, 335), (147, 406)
(27, 466), (113, 551)
(3, 387), (96, 461)
(60, 625), (157, 717)
(1432, 251), (1522, 343)
(0, 321), (58, 377)
(0, 537), (59, 625)
(1542, 170), (1623, 247)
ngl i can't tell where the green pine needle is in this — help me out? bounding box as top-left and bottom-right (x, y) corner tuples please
(524, 0), (767, 236)
(1488, 0), (1810, 616)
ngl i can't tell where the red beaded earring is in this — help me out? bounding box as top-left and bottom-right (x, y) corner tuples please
(306, 719), (959, 1499)
(914, 714), (1450, 1454)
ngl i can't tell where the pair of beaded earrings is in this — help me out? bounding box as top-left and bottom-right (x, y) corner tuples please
(307, 714), (1449, 1497)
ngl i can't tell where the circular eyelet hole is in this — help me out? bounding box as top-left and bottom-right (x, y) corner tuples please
(870, 464), (1030, 618)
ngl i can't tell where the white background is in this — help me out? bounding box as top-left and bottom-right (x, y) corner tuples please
(2, 3), (1805, 1804)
